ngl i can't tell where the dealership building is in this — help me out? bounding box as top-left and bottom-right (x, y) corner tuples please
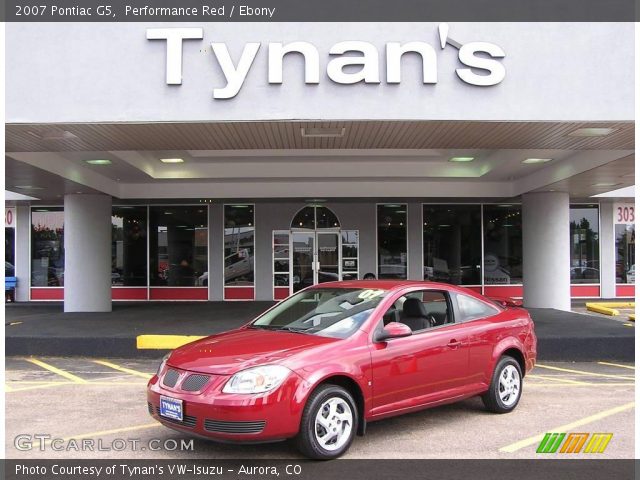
(4, 22), (635, 312)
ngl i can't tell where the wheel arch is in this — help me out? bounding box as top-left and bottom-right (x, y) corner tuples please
(500, 347), (526, 377)
(312, 374), (367, 436)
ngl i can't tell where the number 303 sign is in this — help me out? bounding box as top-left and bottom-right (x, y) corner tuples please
(614, 203), (635, 225)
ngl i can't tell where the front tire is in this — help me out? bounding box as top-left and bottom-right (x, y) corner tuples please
(482, 356), (523, 413)
(294, 384), (358, 460)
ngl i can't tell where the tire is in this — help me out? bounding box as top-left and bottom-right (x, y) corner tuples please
(482, 356), (523, 413)
(294, 384), (358, 460)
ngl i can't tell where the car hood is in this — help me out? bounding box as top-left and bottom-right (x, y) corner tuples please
(166, 327), (338, 375)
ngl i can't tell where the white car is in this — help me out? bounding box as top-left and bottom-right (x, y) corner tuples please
(627, 265), (635, 284)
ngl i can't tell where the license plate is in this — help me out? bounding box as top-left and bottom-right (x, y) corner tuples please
(159, 395), (183, 421)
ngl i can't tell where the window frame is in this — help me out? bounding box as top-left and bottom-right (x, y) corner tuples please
(373, 287), (457, 338)
(453, 292), (501, 323)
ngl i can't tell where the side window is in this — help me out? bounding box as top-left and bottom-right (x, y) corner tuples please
(456, 294), (499, 322)
(383, 290), (452, 332)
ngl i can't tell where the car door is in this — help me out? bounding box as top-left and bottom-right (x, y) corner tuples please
(368, 289), (470, 417)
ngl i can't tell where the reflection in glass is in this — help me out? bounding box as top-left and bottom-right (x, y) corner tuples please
(31, 208), (65, 287)
(292, 232), (314, 292)
(423, 205), (481, 285)
(291, 206), (340, 229)
(377, 205), (407, 279)
(570, 205), (600, 284)
(111, 207), (147, 286)
(615, 224), (635, 284)
(225, 205), (255, 286)
(483, 205), (523, 285)
(149, 207), (208, 287)
(6, 227), (15, 276)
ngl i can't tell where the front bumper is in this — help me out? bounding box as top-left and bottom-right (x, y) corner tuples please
(147, 368), (307, 443)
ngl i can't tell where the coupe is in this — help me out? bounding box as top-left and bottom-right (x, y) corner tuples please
(147, 280), (536, 459)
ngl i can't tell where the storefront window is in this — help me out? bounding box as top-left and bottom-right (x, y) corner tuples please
(377, 204), (407, 279)
(570, 205), (600, 284)
(6, 227), (15, 277)
(616, 224), (635, 284)
(111, 207), (147, 286)
(423, 205), (481, 285)
(483, 205), (523, 285)
(149, 206), (208, 287)
(224, 205), (255, 286)
(31, 207), (65, 286)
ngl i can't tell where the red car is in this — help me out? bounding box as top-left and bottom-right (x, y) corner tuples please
(147, 281), (536, 459)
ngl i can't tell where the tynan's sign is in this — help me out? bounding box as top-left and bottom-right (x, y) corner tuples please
(147, 23), (506, 99)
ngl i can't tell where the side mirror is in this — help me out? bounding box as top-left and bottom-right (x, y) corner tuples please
(374, 322), (412, 342)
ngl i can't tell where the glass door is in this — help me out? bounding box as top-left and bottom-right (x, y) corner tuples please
(316, 232), (340, 285)
(292, 232), (315, 293)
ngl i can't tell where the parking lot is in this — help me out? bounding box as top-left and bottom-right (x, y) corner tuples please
(5, 357), (635, 459)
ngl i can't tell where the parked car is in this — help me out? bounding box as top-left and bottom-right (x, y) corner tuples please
(147, 280), (536, 459)
(627, 265), (635, 284)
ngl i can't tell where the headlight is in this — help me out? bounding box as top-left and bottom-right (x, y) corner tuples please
(222, 365), (291, 394)
(157, 353), (170, 376)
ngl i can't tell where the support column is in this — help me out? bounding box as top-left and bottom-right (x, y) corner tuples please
(407, 202), (424, 280)
(14, 204), (31, 302)
(64, 194), (112, 312)
(522, 192), (570, 310)
(599, 200), (616, 298)
(209, 203), (224, 301)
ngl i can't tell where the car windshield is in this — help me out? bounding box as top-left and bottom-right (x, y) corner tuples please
(251, 288), (388, 339)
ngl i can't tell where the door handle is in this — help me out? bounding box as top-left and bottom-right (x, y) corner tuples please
(447, 339), (462, 349)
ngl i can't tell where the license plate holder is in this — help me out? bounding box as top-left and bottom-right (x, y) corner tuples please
(159, 395), (183, 422)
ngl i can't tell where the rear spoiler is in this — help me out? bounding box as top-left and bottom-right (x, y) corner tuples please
(488, 296), (523, 308)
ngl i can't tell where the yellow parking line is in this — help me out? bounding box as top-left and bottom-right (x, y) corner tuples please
(6, 382), (76, 393)
(4, 384), (14, 392)
(535, 363), (634, 380)
(527, 382), (634, 387)
(39, 423), (160, 448)
(598, 361), (635, 370)
(499, 401), (635, 453)
(527, 374), (589, 385)
(92, 360), (153, 379)
(23, 357), (89, 384)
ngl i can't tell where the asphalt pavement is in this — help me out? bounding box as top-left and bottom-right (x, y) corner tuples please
(4, 357), (635, 459)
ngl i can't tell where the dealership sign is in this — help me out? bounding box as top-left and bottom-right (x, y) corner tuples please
(5, 207), (16, 228)
(147, 23), (506, 99)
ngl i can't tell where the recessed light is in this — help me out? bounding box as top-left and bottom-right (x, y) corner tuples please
(160, 158), (184, 163)
(14, 185), (43, 190)
(85, 159), (112, 165)
(591, 182), (620, 187)
(568, 127), (615, 137)
(449, 157), (475, 162)
(301, 127), (345, 138)
(34, 209), (49, 212)
(522, 158), (553, 164)
(497, 204), (512, 208)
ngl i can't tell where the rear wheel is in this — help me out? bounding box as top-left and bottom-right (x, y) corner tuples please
(294, 384), (357, 460)
(482, 356), (523, 413)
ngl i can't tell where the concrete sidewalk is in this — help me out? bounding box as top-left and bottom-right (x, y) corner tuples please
(4, 302), (635, 360)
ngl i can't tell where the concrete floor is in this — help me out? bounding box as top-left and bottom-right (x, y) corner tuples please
(5, 357), (635, 459)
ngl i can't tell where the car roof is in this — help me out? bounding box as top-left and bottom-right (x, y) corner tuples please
(310, 280), (470, 293)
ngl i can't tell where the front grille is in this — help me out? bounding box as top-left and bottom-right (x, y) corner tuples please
(181, 374), (210, 392)
(147, 402), (154, 415)
(162, 368), (180, 388)
(204, 419), (266, 434)
(154, 406), (197, 428)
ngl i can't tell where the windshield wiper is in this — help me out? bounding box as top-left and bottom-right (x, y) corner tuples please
(276, 326), (312, 334)
(247, 324), (281, 330)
